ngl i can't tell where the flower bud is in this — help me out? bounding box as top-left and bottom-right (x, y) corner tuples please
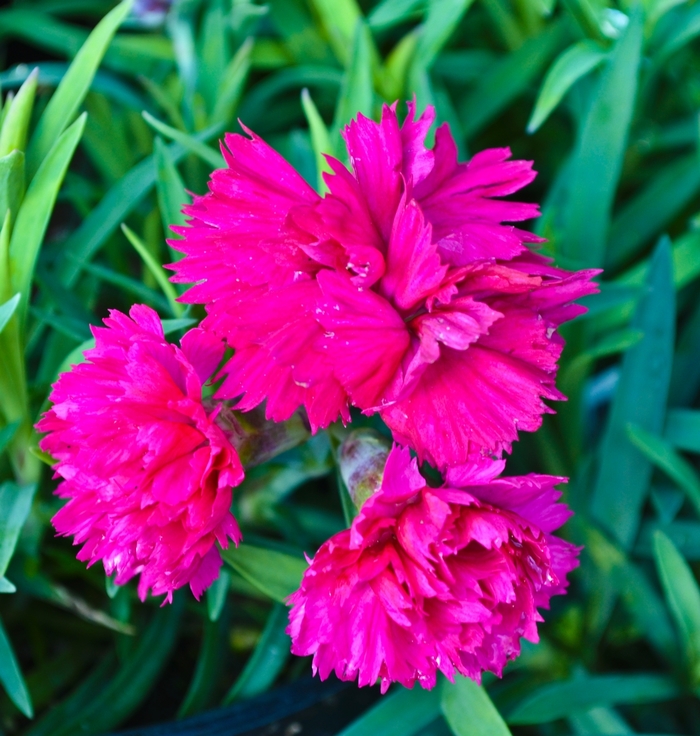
(212, 404), (310, 469)
(338, 430), (391, 510)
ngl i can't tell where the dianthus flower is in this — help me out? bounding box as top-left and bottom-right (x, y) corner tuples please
(287, 445), (579, 692)
(37, 305), (244, 602)
(172, 101), (598, 467)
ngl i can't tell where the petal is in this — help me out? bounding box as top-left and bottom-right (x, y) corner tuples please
(316, 270), (410, 409)
(381, 345), (563, 467)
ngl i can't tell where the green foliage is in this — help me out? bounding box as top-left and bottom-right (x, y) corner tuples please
(1, 0), (700, 732)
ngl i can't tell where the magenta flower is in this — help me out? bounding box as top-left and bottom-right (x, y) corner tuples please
(37, 305), (244, 602)
(172, 102), (598, 467)
(287, 445), (579, 693)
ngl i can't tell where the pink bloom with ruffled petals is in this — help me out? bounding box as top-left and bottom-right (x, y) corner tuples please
(172, 102), (598, 466)
(287, 445), (579, 693)
(37, 305), (244, 603)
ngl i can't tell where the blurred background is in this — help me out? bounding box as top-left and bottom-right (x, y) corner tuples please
(1, 0), (700, 733)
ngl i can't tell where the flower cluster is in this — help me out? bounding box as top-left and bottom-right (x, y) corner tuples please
(39, 101), (596, 691)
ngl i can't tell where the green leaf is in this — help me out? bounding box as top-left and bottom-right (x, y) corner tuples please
(120, 224), (183, 318)
(308, 0), (364, 65)
(25, 0), (133, 179)
(301, 88), (333, 191)
(560, 8), (643, 269)
(212, 38), (253, 126)
(666, 409), (700, 453)
(333, 20), (375, 150)
(0, 577), (16, 593)
(413, 0), (474, 72)
(636, 521), (700, 560)
(591, 238), (675, 548)
(606, 153), (700, 271)
(0, 480), (37, 578)
(220, 544), (307, 603)
(627, 424), (700, 516)
(575, 283), (640, 321)
(9, 112), (86, 328)
(368, 0), (425, 29)
(0, 293), (19, 335)
(0, 150), (25, 233)
(459, 21), (567, 139)
(142, 112), (224, 169)
(527, 40), (607, 133)
(206, 568), (230, 622)
(223, 603), (290, 703)
(153, 137), (187, 240)
(178, 613), (229, 717)
(654, 530), (700, 686)
(508, 674), (680, 724)
(584, 525), (678, 661)
(0, 68), (38, 157)
(337, 685), (441, 736)
(0, 421), (19, 457)
(57, 124), (221, 288)
(0, 615), (33, 717)
(441, 676), (511, 736)
(35, 600), (181, 736)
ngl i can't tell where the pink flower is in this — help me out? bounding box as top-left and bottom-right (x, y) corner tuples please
(172, 102), (598, 466)
(37, 305), (244, 602)
(287, 445), (579, 693)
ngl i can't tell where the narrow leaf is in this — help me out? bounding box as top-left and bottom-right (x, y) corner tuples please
(606, 153), (700, 271)
(337, 686), (441, 736)
(0, 615), (33, 717)
(301, 88), (333, 191)
(120, 224), (182, 317)
(459, 21), (566, 139)
(223, 603), (290, 703)
(627, 424), (700, 516)
(25, 0), (133, 178)
(654, 530), (700, 686)
(0, 480), (37, 577)
(333, 19), (374, 150)
(508, 674), (680, 724)
(0, 68), (38, 157)
(666, 409), (700, 453)
(591, 239), (675, 548)
(142, 112), (224, 168)
(58, 124), (222, 288)
(442, 676), (511, 736)
(153, 136), (187, 240)
(9, 113), (86, 328)
(527, 40), (607, 133)
(561, 8), (643, 269)
(0, 293), (20, 334)
(220, 544), (307, 603)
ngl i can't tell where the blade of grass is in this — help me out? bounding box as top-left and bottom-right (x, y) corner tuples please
(654, 530), (700, 687)
(442, 676), (511, 736)
(591, 238), (675, 548)
(10, 112), (86, 329)
(223, 603), (290, 704)
(627, 424), (700, 517)
(220, 544), (307, 603)
(560, 8), (643, 269)
(0, 615), (33, 718)
(338, 686), (441, 736)
(121, 224), (182, 317)
(25, 0), (133, 178)
(0, 68), (38, 157)
(508, 674), (680, 724)
(527, 39), (607, 133)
